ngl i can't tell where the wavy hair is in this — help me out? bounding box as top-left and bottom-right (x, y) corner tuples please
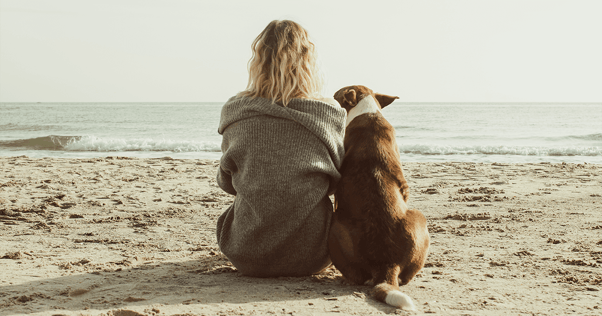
(238, 20), (323, 106)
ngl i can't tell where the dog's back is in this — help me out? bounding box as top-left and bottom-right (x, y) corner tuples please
(338, 112), (409, 206)
(330, 86), (429, 310)
(335, 111), (426, 277)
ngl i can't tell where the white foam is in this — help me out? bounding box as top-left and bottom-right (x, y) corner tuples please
(385, 290), (416, 310)
(63, 135), (221, 153)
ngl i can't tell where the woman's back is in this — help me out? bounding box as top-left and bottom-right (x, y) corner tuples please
(216, 96), (345, 276)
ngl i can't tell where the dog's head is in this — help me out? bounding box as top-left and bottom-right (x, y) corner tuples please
(333, 85), (399, 113)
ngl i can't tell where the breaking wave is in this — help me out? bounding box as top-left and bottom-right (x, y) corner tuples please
(0, 135), (221, 152)
(398, 144), (602, 157)
(1, 135), (600, 157)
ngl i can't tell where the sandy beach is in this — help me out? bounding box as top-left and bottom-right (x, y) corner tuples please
(1, 156), (601, 316)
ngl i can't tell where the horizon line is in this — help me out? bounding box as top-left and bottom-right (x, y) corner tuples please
(1, 101), (602, 104)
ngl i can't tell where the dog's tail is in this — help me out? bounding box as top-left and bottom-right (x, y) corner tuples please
(372, 282), (416, 310)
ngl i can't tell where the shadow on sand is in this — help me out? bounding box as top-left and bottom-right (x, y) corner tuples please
(0, 256), (399, 315)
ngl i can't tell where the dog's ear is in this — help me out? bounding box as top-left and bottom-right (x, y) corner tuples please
(375, 93), (399, 109)
(343, 89), (357, 107)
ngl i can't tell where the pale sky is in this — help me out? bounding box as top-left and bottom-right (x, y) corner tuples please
(1, 0), (601, 103)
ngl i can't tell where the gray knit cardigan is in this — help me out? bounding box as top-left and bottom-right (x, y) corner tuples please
(216, 95), (346, 277)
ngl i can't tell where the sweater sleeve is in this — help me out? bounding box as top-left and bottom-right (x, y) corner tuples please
(217, 133), (237, 196)
(217, 164), (237, 195)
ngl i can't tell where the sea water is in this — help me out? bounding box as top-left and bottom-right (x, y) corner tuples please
(1, 102), (601, 163)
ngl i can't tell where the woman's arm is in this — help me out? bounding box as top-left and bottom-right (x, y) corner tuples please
(217, 134), (238, 196)
(217, 164), (237, 196)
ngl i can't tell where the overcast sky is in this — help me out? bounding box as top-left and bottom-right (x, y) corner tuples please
(1, 0), (601, 103)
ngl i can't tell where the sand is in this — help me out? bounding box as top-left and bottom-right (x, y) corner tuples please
(0, 156), (601, 316)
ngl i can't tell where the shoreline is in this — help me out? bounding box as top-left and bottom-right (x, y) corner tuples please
(1, 151), (601, 165)
(1, 156), (601, 315)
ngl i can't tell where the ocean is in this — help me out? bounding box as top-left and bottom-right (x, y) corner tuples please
(1, 102), (601, 164)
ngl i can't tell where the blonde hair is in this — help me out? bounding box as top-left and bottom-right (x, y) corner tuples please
(238, 20), (323, 106)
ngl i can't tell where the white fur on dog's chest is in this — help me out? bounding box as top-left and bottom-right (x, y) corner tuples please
(346, 95), (381, 126)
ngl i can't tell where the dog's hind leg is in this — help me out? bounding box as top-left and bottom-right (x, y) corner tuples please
(399, 209), (430, 285)
(371, 265), (416, 310)
(399, 262), (424, 286)
(328, 220), (371, 284)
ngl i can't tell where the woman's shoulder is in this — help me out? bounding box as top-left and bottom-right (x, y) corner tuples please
(285, 97), (344, 112)
(286, 97), (346, 120)
(313, 97), (339, 107)
(225, 93), (248, 104)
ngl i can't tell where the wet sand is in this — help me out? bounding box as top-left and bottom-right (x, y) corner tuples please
(1, 156), (601, 315)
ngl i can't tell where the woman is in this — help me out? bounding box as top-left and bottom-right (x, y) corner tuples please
(216, 20), (346, 277)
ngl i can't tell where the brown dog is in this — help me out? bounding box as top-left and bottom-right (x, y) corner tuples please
(329, 85), (430, 310)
